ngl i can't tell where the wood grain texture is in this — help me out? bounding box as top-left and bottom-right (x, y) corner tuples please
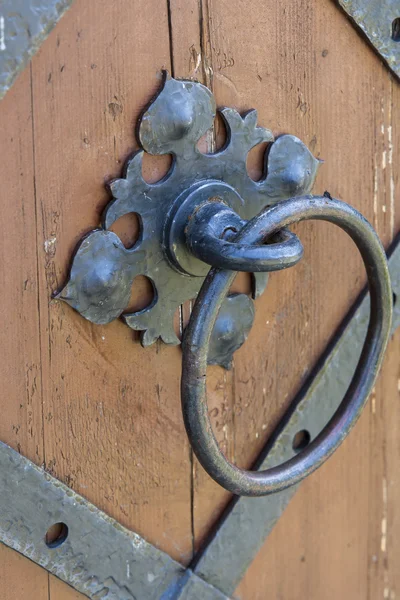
(0, 66), (49, 597)
(50, 575), (87, 600)
(209, 1), (400, 598)
(0, 0), (399, 598)
(0, 544), (48, 600)
(29, 0), (195, 566)
(0, 67), (43, 467)
(235, 328), (400, 600)
(0, 544), (84, 600)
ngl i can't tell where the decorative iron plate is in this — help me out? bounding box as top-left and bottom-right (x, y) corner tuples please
(57, 74), (319, 348)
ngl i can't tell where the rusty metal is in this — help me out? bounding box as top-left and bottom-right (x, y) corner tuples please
(182, 195), (392, 496)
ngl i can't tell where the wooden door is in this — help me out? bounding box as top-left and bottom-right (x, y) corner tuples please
(1, 1), (399, 598)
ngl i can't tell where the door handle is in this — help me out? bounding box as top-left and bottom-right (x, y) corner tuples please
(57, 73), (392, 496)
(182, 194), (392, 495)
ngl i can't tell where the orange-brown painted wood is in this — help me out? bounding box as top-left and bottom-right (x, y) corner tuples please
(0, 1), (399, 599)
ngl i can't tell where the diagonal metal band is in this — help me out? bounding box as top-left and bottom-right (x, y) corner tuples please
(337, 0), (400, 78)
(1, 0), (397, 103)
(1, 233), (399, 599)
(0, 0), (75, 100)
(182, 195), (392, 497)
(0, 442), (228, 600)
(189, 232), (400, 596)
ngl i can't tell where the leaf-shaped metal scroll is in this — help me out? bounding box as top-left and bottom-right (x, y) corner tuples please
(139, 75), (216, 156)
(207, 294), (256, 370)
(57, 72), (320, 353)
(56, 230), (145, 324)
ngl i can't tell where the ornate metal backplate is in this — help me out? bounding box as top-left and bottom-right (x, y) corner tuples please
(57, 73), (319, 351)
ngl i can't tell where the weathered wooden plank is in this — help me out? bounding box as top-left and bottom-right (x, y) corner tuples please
(226, 1), (400, 597)
(168, 0), (240, 555)
(50, 577), (84, 600)
(0, 0), (399, 597)
(0, 63), (49, 596)
(29, 0), (193, 568)
(0, 544), (49, 600)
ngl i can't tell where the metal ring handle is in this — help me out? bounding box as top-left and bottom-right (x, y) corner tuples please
(182, 195), (392, 496)
(186, 201), (305, 272)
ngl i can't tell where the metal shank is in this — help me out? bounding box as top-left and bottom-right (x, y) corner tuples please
(185, 201), (304, 272)
(181, 195), (392, 496)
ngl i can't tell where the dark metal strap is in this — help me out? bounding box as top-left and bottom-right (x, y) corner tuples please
(182, 195), (392, 496)
(0, 1), (75, 100)
(0, 441), (228, 600)
(190, 233), (400, 596)
(338, 0), (400, 78)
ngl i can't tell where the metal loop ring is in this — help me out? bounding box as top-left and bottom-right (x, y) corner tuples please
(186, 200), (305, 272)
(182, 195), (392, 497)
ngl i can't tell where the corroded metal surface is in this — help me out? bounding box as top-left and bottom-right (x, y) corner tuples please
(0, 0), (75, 99)
(182, 195), (392, 496)
(338, 0), (400, 77)
(57, 73), (319, 349)
(57, 74), (391, 496)
(0, 441), (228, 600)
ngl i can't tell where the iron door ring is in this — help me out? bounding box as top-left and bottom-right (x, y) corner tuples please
(181, 194), (393, 496)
